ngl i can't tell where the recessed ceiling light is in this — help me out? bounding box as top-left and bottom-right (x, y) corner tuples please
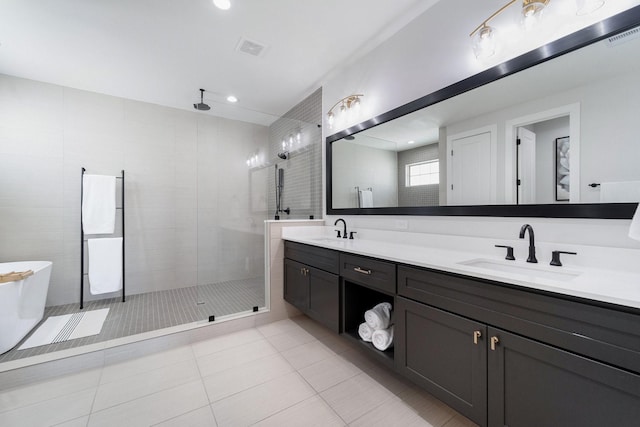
(408, 140), (415, 144)
(213, 0), (231, 10)
(226, 95), (238, 103)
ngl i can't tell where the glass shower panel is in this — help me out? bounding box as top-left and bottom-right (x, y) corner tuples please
(196, 117), (269, 321)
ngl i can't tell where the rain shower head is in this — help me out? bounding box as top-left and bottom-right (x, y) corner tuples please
(278, 151), (289, 160)
(193, 89), (210, 111)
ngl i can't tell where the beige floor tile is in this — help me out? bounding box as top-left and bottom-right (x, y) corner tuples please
(256, 318), (305, 338)
(0, 388), (96, 427)
(281, 339), (335, 370)
(88, 380), (209, 427)
(337, 348), (379, 372)
(100, 345), (194, 384)
(152, 405), (217, 427)
(0, 368), (101, 413)
(320, 372), (396, 423)
(298, 354), (362, 392)
(202, 353), (294, 402)
(196, 339), (277, 378)
(398, 385), (457, 427)
(253, 395), (345, 427)
(191, 328), (264, 358)
(365, 364), (413, 396)
(350, 396), (435, 427)
(52, 415), (90, 427)
(93, 359), (200, 411)
(211, 372), (315, 427)
(290, 315), (335, 338)
(266, 328), (316, 352)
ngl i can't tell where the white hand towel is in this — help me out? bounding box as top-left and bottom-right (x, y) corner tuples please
(88, 238), (122, 295)
(358, 322), (374, 342)
(364, 302), (392, 330)
(82, 174), (116, 234)
(630, 204), (640, 242)
(600, 181), (640, 203)
(372, 326), (394, 351)
(359, 190), (373, 208)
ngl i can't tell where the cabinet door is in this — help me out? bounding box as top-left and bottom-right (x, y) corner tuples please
(488, 327), (640, 427)
(307, 266), (340, 332)
(284, 259), (309, 310)
(396, 297), (487, 426)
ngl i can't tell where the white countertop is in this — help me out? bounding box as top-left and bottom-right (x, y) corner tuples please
(281, 226), (640, 311)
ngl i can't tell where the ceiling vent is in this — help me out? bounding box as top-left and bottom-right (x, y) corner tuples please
(605, 26), (640, 47)
(235, 37), (268, 57)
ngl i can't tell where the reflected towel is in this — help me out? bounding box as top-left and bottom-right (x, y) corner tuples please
(600, 181), (640, 203)
(358, 322), (374, 342)
(88, 238), (122, 295)
(82, 174), (116, 234)
(359, 190), (373, 208)
(364, 302), (392, 330)
(372, 326), (394, 351)
(630, 205), (640, 242)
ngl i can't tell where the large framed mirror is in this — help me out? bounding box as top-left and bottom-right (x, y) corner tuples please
(326, 6), (640, 219)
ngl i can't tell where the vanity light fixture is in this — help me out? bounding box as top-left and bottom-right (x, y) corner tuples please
(326, 94), (363, 129)
(470, 0), (605, 59)
(213, 0), (231, 10)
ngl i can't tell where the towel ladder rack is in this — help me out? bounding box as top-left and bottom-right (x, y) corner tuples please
(80, 167), (126, 310)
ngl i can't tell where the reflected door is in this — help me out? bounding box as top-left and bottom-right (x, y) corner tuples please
(517, 127), (537, 204)
(448, 131), (494, 205)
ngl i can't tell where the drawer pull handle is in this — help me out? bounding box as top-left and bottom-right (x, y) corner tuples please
(353, 267), (372, 275)
(473, 330), (482, 345)
(490, 336), (499, 351)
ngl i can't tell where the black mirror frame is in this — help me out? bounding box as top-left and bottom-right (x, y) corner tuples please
(326, 6), (640, 219)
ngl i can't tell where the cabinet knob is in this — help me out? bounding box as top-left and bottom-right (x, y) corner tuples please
(473, 330), (482, 345)
(490, 336), (500, 351)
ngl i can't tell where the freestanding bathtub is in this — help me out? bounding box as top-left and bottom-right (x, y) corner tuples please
(0, 261), (52, 354)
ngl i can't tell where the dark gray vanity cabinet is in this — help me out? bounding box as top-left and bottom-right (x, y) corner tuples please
(397, 264), (640, 427)
(284, 242), (340, 332)
(488, 328), (640, 427)
(395, 296), (487, 423)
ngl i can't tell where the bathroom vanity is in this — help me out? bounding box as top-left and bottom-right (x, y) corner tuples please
(283, 231), (640, 427)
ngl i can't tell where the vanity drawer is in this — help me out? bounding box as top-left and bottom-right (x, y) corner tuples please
(340, 253), (396, 294)
(284, 241), (339, 274)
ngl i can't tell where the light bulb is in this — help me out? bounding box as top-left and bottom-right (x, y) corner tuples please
(521, 1), (546, 30)
(213, 0), (231, 10)
(353, 97), (361, 110)
(282, 140), (286, 150)
(327, 112), (334, 129)
(472, 25), (496, 59)
(296, 132), (301, 144)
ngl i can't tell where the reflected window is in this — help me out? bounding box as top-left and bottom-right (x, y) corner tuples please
(406, 160), (439, 187)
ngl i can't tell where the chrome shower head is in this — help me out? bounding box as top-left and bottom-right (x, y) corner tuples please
(193, 89), (210, 111)
(278, 151), (289, 160)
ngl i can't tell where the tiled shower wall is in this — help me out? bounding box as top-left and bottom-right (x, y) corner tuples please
(266, 88), (323, 220)
(0, 74), (269, 307)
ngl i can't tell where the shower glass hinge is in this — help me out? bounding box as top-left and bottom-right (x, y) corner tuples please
(208, 315), (215, 322)
(253, 306), (259, 312)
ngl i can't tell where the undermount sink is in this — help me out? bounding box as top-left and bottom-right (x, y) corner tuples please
(459, 258), (581, 282)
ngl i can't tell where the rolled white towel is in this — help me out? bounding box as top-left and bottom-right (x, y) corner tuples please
(358, 322), (374, 342)
(364, 302), (392, 330)
(372, 326), (394, 351)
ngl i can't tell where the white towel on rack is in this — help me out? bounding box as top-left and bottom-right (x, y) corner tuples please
(359, 190), (373, 208)
(82, 174), (116, 234)
(88, 238), (122, 295)
(600, 181), (640, 203)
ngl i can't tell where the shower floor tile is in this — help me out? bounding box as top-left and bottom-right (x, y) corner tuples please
(0, 277), (265, 364)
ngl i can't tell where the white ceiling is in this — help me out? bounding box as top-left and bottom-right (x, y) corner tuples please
(0, 0), (439, 125)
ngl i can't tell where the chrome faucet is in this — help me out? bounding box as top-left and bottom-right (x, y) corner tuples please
(519, 224), (538, 263)
(334, 218), (348, 239)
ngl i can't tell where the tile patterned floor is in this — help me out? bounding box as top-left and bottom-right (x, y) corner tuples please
(0, 278), (265, 363)
(0, 316), (479, 427)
